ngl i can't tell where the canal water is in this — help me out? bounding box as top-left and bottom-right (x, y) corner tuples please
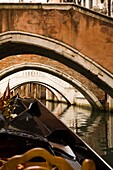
(44, 101), (113, 169)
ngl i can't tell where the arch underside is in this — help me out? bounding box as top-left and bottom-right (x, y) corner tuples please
(0, 31), (112, 109)
(0, 62), (102, 110)
(11, 80), (71, 104)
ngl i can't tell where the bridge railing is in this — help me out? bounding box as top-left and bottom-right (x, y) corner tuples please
(0, 0), (112, 17)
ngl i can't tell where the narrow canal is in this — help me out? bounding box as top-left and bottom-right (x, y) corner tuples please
(43, 101), (113, 169)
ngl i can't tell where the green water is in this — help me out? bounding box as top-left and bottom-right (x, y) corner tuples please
(46, 102), (113, 168)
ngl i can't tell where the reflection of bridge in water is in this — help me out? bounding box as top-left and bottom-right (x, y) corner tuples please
(0, 1), (113, 168)
(45, 101), (113, 168)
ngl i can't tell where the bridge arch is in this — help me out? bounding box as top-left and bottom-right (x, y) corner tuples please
(0, 62), (102, 110)
(11, 80), (71, 104)
(0, 31), (113, 99)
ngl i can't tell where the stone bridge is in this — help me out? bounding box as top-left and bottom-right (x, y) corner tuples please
(0, 3), (113, 110)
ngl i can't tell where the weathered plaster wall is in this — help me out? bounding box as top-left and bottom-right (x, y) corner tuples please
(0, 4), (113, 73)
(0, 3), (113, 104)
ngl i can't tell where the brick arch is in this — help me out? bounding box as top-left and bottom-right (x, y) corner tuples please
(0, 62), (102, 110)
(0, 31), (113, 99)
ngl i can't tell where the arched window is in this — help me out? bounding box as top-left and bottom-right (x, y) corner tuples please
(101, 0), (104, 3)
(77, 0), (82, 5)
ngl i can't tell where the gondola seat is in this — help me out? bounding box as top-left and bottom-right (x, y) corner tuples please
(0, 148), (75, 170)
(0, 148), (96, 170)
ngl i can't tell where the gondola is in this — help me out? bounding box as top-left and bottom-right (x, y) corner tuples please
(0, 95), (112, 170)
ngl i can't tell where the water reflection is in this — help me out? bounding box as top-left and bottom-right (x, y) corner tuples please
(44, 101), (113, 168)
